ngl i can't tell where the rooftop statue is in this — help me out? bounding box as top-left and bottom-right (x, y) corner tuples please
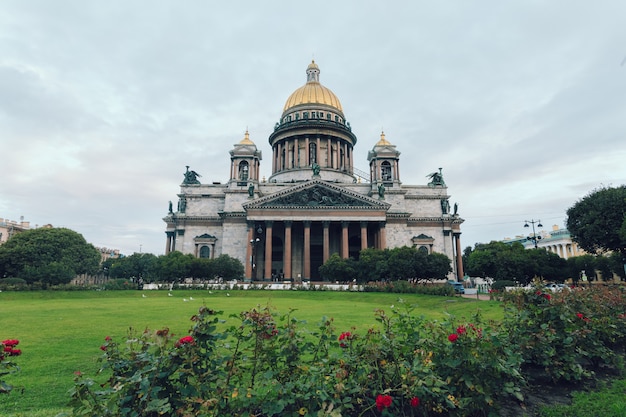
(183, 166), (201, 185)
(427, 167), (445, 187)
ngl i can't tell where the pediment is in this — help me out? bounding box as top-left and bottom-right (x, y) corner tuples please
(243, 180), (390, 210)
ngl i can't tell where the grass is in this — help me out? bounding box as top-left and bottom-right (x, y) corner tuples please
(0, 289), (499, 416)
(539, 378), (626, 417)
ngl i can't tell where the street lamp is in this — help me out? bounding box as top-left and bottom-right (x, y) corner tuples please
(524, 219), (543, 249)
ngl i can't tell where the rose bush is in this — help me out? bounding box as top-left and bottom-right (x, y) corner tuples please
(502, 285), (625, 382)
(64, 285), (624, 416)
(1, 338), (22, 394)
(66, 303), (526, 416)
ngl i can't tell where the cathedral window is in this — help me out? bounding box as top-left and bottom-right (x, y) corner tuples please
(309, 142), (317, 164)
(303, 112), (309, 119)
(239, 161), (249, 181)
(381, 161), (392, 181)
(199, 246), (210, 258)
(327, 113), (331, 120)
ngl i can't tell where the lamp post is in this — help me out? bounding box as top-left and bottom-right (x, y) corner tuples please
(249, 237), (260, 280)
(524, 219), (543, 249)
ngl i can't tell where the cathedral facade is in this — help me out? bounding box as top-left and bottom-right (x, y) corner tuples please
(163, 61), (464, 282)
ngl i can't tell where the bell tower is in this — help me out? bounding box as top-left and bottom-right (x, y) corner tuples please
(229, 130), (262, 187)
(367, 131), (401, 191)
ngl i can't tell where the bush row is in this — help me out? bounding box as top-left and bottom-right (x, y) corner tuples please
(63, 286), (625, 416)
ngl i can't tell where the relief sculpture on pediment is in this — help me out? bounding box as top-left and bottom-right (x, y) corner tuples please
(268, 185), (369, 207)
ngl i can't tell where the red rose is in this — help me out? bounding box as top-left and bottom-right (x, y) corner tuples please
(338, 332), (352, 348)
(448, 333), (459, 343)
(576, 313), (584, 319)
(1, 339), (19, 347)
(105, 336), (112, 341)
(410, 396), (420, 407)
(375, 394), (392, 411)
(175, 335), (194, 347)
(456, 325), (466, 335)
(100, 345), (107, 351)
(8, 348), (21, 356)
(542, 293), (551, 301)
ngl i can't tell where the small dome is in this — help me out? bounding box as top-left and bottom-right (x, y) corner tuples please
(239, 129), (254, 145)
(282, 60), (343, 114)
(376, 131), (392, 146)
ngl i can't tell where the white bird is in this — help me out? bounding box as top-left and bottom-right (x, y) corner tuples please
(142, 294), (147, 298)
(208, 291), (213, 294)
(226, 293), (230, 297)
(183, 298), (189, 302)
(168, 292), (173, 297)
(189, 296), (194, 301)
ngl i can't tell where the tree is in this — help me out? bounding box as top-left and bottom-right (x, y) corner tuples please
(319, 253), (356, 282)
(567, 255), (597, 283)
(109, 253), (158, 283)
(211, 254), (244, 281)
(0, 227), (100, 285)
(386, 246), (418, 280)
(155, 252), (194, 282)
(355, 248), (388, 282)
(419, 252), (452, 281)
(566, 186), (626, 256)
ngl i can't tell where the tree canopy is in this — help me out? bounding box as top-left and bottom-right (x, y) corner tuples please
(0, 227), (101, 285)
(465, 241), (568, 285)
(320, 246), (452, 283)
(566, 185), (626, 256)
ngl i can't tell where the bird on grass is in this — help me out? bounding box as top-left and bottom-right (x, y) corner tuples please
(189, 296), (194, 301)
(142, 294), (147, 298)
(226, 293), (230, 297)
(168, 292), (173, 297)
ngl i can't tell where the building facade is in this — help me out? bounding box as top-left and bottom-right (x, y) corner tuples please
(164, 61), (464, 281)
(0, 217), (31, 245)
(502, 224), (587, 259)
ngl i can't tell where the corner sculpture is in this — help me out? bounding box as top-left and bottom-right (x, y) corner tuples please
(427, 167), (446, 187)
(378, 183), (385, 199)
(183, 166), (201, 185)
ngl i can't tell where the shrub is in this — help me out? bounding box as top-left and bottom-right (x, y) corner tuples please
(1, 338), (22, 394)
(502, 286), (625, 382)
(0, 277), (28, 291)
(103, 278), (134, 290)
(67, 303), (524, 416)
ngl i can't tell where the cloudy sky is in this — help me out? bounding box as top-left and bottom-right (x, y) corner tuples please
(2, 1), (625, 255)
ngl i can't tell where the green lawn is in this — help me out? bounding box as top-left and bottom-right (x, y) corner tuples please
(0, 289), (499, 416)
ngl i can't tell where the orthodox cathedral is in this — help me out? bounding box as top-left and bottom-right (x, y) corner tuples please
(163, 61), (464, 281)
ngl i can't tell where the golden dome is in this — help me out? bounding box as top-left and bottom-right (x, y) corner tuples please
(376, 131), (391, 146)
(282, 60), (343, 114)
(239, 129), (254, 145)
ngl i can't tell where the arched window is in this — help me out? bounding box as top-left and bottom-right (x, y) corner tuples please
(199, 246), (210, 258)
(239, 161), (249, 181)
(381, 161), (392, 181)
(418, 246), (429, 254)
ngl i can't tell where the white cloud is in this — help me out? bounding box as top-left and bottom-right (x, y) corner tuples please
(1, 1), (625, 255)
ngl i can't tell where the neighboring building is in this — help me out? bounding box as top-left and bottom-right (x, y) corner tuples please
(97, 247), (122, 263)
(0, 217), (31, 245)
(164, 61), (464, 282)
(502, 224), (586, 259)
